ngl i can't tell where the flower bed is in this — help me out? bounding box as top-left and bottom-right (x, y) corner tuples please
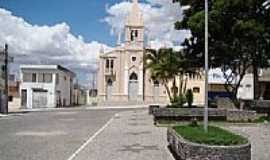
(167, 125), (251, 160)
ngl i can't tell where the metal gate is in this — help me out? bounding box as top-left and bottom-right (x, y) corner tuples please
(32, 89), (48, 108)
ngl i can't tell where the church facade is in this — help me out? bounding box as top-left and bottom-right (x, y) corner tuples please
(97, 0), (168, 104)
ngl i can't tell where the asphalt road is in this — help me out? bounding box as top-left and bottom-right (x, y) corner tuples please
(0, 108), (129, 160)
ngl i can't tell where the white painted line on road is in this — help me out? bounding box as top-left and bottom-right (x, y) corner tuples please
(66, 114), (116, 160)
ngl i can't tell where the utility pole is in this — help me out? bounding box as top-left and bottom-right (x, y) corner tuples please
(204, 0), (209, 132)
(0, 44), (8, 114)
(4, 44), (8, 114)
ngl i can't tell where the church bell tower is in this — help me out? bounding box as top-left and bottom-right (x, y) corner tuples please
(125, 0), (144, 50)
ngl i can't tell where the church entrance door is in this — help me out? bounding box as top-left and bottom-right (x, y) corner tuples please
(128, 73), (138, 101)
(106, 79), (113, 100)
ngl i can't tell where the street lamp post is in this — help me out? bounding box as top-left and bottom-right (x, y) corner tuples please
(204, 0), (209, 132)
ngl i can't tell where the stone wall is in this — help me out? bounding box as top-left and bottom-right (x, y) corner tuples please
(153, 108), (227, 117)
(152, 107), (257, 122)
(227, 110), (257, 122)
(149, 105), (160, 115)
(167, 128), (251, 160)
(216, 97), (236, 109)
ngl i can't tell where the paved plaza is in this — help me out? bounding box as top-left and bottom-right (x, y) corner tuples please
(73, 110), (174, 160)
(0, 107), (270, 160)
(0, 107), (173, 160)
(228, 124), (270, 160)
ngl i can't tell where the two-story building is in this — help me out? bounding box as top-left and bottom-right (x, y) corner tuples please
(20, 65), (75, 109)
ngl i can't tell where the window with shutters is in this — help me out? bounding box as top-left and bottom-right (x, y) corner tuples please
(38, 73), (44, 83)
(44, 73), (52, 83)
(23, 73), (32, 82)
(37, 73), (52, 83)
(32, 73), (37, 82)
(106, 59), (110, 69)
(56, 73), (59, 84)
(193, 87), (200, 93)
(110, 60), (114, 69)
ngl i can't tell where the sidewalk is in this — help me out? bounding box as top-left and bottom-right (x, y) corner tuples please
(0, 113), (8, 117)
(7, 105), (149, 113)
(228, 124), (270, 160)
(72, 110), (174, 160)
(85, 104), (149, 110)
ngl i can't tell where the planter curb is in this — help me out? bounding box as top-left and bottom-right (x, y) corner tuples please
(167, 128), (251, 160)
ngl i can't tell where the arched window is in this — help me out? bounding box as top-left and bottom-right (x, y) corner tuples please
(131, 30), (138, 41)
(129, 72), (138, 80)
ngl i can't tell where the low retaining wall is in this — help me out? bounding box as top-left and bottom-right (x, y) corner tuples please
(167, 128), (251, 160)
(227, 110), (257, 122)
(153, 108), (256, 122)
(245, 100), (270, 115)
(149, 105), (160, 115)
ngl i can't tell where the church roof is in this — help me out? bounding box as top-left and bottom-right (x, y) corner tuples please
(125, 0), (143, 27)
(100, 45), (125, 58)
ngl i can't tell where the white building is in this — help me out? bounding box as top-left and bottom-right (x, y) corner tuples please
(20, 65), (75, 109)
(237, 73), (254, 100)
(208, 68), (254, 100)
(73, 84), (87, 106)
(87, 89), (98, 105)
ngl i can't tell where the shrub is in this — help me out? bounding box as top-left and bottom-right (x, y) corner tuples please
(185, 89), (193, 107)
(170, 95), (186, 108)
(190, 117), (198, 127)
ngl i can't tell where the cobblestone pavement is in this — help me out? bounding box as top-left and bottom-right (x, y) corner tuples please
(228, 124), (270, 160)
(73, 110), (174, 160)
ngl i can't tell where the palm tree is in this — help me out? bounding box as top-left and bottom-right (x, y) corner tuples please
(144, 48), (200, 104)
(144, 48), (178, 102)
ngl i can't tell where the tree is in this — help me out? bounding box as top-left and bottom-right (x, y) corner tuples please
(144, 48), (178, 102)
(144, 48), (198, 103)
(173, 0), (270, 107)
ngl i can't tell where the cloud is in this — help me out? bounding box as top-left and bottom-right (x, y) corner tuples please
(0, 0), (190, 86)
(103, 0), (190, 47)
(0, 8), (111, 86)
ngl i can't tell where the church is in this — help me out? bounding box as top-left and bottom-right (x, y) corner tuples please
(97, 0), (168, 104)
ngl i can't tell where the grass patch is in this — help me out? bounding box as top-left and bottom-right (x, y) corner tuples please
(173, 125), (248, 146)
